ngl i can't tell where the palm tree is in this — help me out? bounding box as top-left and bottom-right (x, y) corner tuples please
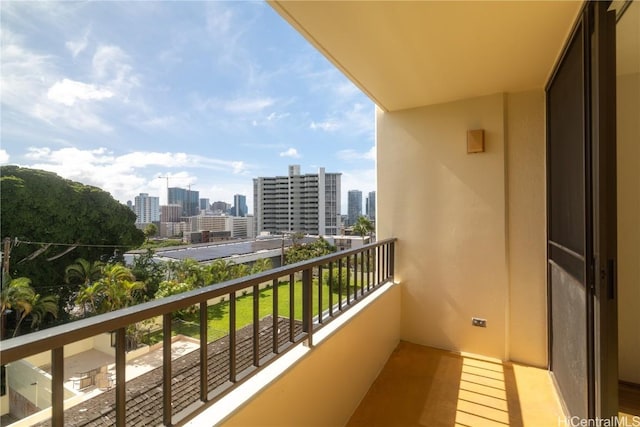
(65, 258), (104, 286)
(66, 258), (104, 316)
(353, 216), (375, 240)
(98, 264), (143, 312)
(1, 277), (36, 338)
(75, 281), (103, 315)
(208, 259), (234, 284)
(251, 258), (273, 275)
(29, 294), (59, 330)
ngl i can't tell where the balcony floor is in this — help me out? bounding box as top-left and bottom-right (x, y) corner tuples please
(347, 341), (563, 427)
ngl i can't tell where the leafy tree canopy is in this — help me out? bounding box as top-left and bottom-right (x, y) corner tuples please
(285, 237), (337, 264)
(1, 166), (145, 310)
(353, 216), (375, 238)
(144, 223), (158, 240)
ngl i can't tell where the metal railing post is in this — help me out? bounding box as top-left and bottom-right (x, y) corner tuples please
(289, 274), (295, 342)
(51, 347), (64, 427)
(253, 284), (259, 367)
(229, 292), (236, 382)
(318, 265), (323, 323)
(115, 328), (126, 427)
(272, 278), (279, 354)
(163, 314), (172, 426)
(199, 302), (208, 402)
(302, 267), (313, 347)
(390, 241), (395, 278)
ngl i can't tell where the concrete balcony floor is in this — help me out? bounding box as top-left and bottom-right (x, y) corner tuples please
(347, 342), (563, 427)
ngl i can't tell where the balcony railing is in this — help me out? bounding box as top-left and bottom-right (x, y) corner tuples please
(0, 238), (395, 427)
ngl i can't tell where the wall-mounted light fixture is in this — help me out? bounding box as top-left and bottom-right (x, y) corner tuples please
(467, 129), (485, 153)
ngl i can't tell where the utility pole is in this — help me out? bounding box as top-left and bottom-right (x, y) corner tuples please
(2, 237), (11, 278)
(1, 237), (11, 340)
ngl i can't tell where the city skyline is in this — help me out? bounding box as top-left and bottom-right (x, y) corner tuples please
(0, 2), (376, 214)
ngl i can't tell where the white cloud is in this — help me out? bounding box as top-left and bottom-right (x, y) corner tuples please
(65, 27), (90, 58)
(337, 146), (375, 162)
(267, 112), (289, 121)
(310, 119), (339, 132)
(92, 45), (129, 80)
(32, 102), (113, 132)
(141, 115), (177, 129)
(224, 97), (275, 114)
(309, 102), (374, 138)
(0, 33), (119, 133)
(0, 149), (10, 164)
(47, 79), (113, 106)
(21, 146), (252, 204)
(279, 148), (301, 159)
(0, 30), (53, 113)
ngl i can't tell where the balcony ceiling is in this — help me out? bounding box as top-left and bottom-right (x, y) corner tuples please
(269, 1), (583, 112)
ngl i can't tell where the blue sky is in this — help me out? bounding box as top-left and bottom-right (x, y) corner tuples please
(0, 1), (375, 213)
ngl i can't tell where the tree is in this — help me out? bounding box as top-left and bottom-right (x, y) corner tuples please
(97, 264), (144, 312)
(353, 216), (375, 239)
(65, 258), (104, 287)
(1, 277), (35, 338)
(285, 237), (337, 264)
(208, 259), (234, 284)
(75, 281), (103, 316)
(65, 258), (104, 316)
(0, 277), (58, 337)
(144, 223), (158, 241)
(1, 166), (145, 313)
(28, 294), (59, 331)
(130, 249), (166, 300)
(250, 258), (273, 275)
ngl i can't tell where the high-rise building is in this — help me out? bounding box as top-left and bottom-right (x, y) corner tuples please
(199, 198), (210, 211)
(211, 201), (231, 214)
(161, 204), (182, 223)
(133, 193), (160, 224)
(366, 191), (376, 221)
(253, 165), (341, 236)
(168, 187), (199, 217)
(231, 194), (248, 217)
(347, 190), (363, 226)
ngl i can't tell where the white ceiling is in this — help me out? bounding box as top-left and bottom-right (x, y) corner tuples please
(270, 1), (584, 112)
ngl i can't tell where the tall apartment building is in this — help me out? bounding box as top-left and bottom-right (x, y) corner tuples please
(253, 165), (341, 236)
(199, 198), (210, 211)
(188, 214), (255, 239)
(133, 193), (160, 224)
(168, 187), (199, 217)
(231, 194), (248, 217)
(160, 204), (182, 222)
(366, 191), (376, 221)
(347, 190), (362, 226)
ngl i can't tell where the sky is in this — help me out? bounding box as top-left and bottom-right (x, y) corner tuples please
(0, 1), (376, 214)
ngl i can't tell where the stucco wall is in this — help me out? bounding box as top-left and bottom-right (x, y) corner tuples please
(377, 93), (511, 361)
(221, 283), (401, 427)
(617, 71), (640, 384)
(505, 90), (547, 367)
(377, 92), (547, 366)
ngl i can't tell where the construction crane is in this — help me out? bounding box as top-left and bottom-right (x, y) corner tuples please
(157, 176), (196, 215)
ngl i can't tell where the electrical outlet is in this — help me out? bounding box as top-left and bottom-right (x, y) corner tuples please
(472, 317), (487, 327)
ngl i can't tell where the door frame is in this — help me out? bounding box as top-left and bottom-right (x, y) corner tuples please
(545, 0), (618, 419)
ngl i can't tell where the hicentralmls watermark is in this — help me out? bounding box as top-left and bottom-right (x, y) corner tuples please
(558, 416), (640, 427)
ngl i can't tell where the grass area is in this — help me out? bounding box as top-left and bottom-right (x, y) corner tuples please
(143, 273), (372, 345)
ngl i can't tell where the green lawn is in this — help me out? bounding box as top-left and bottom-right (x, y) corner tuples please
(144, 274), (371, 344)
